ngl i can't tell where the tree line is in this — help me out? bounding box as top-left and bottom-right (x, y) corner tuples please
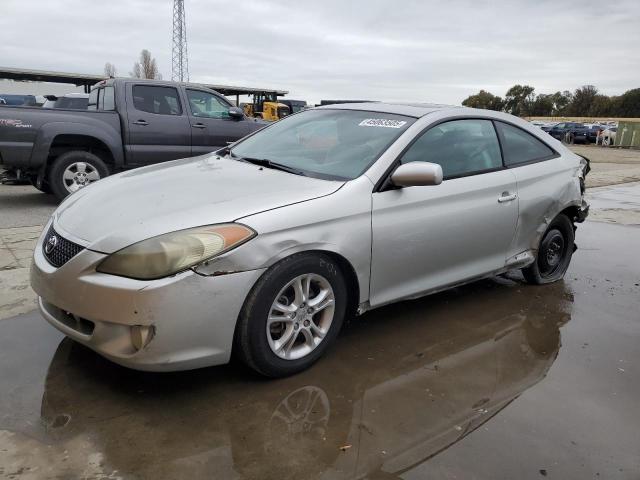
(462, 85), (640, 118)
(103, 49), (161, 80)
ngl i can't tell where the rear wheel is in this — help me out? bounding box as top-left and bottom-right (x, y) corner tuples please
(522, 214), (574, 284)
(48, 151), (109, 200)
(235, 253), (348, 377)
(29, 176), (52, 194)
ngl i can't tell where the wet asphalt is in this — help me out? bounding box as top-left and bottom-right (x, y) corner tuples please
(1, 209), (639, 479)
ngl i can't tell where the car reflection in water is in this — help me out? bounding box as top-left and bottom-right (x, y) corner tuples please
(40, 276), (572, 479)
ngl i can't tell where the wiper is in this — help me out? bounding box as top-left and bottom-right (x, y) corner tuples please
(239, 157), (307, 177)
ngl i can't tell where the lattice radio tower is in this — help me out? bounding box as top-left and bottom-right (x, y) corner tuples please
(172, 0), (189, 82)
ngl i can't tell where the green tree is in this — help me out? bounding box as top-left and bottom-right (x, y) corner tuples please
(462, 90), (505, 111)
(614, 88), (640, 117)
(529, 94), (554, 116)
(549, 91), (572, 115)
(589, 94), (613, 116)
(504, 85), (535, 116)
(566, 85), (598, 116)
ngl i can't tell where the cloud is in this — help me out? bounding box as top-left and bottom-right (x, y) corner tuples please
(0, 0), (638, 104)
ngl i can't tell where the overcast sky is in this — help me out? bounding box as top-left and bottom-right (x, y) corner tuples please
(1, 0), (639, 104)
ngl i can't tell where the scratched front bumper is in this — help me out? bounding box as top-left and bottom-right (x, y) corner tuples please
(30, 224), (265, 371)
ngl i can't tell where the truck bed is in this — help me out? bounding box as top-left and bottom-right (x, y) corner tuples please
(0, 106), (121, 169)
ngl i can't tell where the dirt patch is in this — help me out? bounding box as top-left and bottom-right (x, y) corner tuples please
(569, 145), (640, 188)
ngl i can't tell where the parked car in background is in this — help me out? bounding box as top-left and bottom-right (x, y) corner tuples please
(42, 93), (90, 110)
(540, 122), (558, 133)
(278, 99), (308, 113)
(31, 103), (589, 377)
(547, 122), (588, 143)
(0, 78), (266, 199)
(599, 127), (617, 146)
(0, 94), (37, 106)
(584, 124), (606, 143)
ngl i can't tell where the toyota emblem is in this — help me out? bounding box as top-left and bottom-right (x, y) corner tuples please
(45, 235), (59, 254)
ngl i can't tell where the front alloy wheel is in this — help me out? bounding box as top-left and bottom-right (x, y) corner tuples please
(235, 253), (348, 377)
(267, 274), (335, 360)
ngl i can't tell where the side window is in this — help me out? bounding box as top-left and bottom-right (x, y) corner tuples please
(186, 90), (230, 118)
(400, 119), (502, 178)
(496, 122), (555, 166)
(132, 85), (182, 115)
(87, 88), (99, 111)
(102, 86), (115, 111)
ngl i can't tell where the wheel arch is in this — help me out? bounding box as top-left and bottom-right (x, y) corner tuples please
(32, 122), (124, 171)
(48, 134), (115, 167)
(249, 248), (362, 320)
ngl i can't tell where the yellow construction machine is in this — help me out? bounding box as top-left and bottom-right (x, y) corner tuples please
(242, 92), (290, 121)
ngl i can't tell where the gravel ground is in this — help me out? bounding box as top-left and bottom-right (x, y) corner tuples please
(569, 145), (640, 187)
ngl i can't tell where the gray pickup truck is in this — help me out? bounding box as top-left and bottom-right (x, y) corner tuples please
(0, 78), (266, 199)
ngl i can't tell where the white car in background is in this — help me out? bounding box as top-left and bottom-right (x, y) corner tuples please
(599, 127), (617, 146)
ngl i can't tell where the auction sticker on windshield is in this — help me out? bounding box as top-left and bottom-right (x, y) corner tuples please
(359, 118), (407, 128)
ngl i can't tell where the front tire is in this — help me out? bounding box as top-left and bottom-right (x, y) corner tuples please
(48, 151), (109, 200)
(522, 214), (574, 285)
(235, 253), (348, 377)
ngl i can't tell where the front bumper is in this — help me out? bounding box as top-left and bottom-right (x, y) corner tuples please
(31, 224), (265, 371)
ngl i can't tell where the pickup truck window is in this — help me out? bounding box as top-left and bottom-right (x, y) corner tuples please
(186, 90), (230, 119)
(100, 86), (115, 111)
(87, 88), (99, 111)
(133, 85), (182, 116)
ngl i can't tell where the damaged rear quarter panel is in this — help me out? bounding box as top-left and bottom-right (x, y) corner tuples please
(509, 149), (586, 256)
(193, 177), (374, 304)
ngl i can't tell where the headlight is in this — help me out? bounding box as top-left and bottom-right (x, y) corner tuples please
(97, 224), (256, 280)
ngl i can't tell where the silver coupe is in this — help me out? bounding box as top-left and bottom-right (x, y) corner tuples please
(31, 103), (589, 376)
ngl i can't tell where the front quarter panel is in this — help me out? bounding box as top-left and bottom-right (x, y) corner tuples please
(194, 176), (374, 304)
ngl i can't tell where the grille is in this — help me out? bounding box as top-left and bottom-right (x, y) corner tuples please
(42, 226), (84, 268)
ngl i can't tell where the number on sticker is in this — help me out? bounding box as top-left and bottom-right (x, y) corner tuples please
(359, 118), (407, 128)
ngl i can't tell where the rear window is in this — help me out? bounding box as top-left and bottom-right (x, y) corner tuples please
(100, 87), (115, 111)
(133, 85), (182, 115)
(87, 89), (98, 111)
(496, 122), (556, 166)
(56, 97), (89, 110)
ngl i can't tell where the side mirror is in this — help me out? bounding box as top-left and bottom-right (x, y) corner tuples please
(228, 107), (244, 120)
(390, 162), (443, 187)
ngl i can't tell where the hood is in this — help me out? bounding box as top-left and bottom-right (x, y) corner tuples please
(55, 154), (343, 253)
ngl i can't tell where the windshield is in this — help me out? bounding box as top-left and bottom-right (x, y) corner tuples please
(231, 109), (415, 180)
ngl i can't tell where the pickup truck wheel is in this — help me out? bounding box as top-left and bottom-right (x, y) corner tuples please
(49, 151), (109, 200)
(29, 177), (52, 194)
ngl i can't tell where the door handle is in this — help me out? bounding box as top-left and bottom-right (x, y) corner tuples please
(133, 120), (148, 126)
(192, 123), (206, 129)
(498, 193), (518, 203)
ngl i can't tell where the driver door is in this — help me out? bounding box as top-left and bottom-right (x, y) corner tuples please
(369, 119), (518, 307)
(185, 89), (251, 154)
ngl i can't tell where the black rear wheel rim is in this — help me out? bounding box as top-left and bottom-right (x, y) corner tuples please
(538, 228), (566, 278)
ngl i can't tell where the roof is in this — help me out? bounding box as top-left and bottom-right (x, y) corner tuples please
(316, 101), (460, 117)
(0, 66), (288, 97)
